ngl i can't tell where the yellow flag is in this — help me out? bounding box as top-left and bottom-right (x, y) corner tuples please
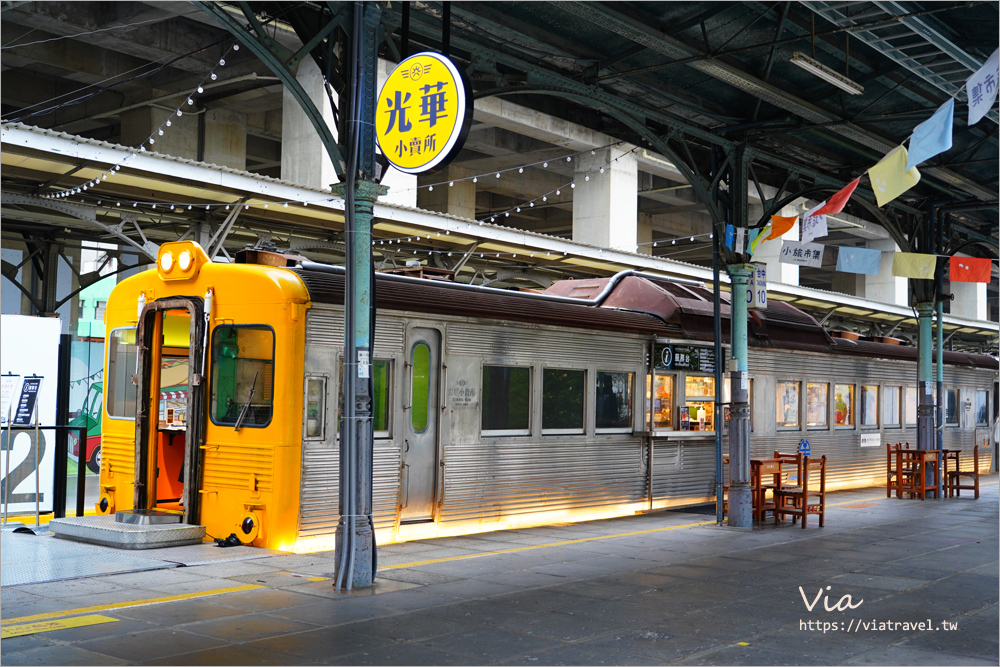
(749, 222), (772, 255)
(892, 252), (936, 279)
(868, 146), (920, 207)
(767, 215), (798, 241)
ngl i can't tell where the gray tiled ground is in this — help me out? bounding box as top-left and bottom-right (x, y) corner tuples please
(0, 483), (997, 665)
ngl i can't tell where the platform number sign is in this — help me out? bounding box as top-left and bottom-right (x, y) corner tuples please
(376, 52), (473, 174)
(748, 263), (767, 311)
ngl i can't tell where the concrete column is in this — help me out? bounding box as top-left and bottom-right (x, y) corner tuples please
(831, 271), (864, 297)
(949, 280), (987, 320)
(120, 105), (198, 159)
(376, 59), (417, 207)
(572, 146), (638, 251)
(203, 108), (247, 170)
(281, 58), (337, 189)
(637, 213), (653, 255)
(749, 205), (799, 285)
(863, 239), (907, 306)
(416, 166), (476, 219)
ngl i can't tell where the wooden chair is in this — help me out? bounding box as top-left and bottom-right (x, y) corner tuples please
(753, 458), (782, 524)
(771, 451), (804, 525)
(886, 442), (911, 498)
(776, 455), (826, 528)
(947, 445), (980, 500)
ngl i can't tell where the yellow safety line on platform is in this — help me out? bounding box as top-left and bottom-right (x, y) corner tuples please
(1, 584), (264, 627)
(1, 614), (118, 638)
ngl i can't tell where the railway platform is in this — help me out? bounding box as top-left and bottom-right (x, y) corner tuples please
(2, 482), (997, 666)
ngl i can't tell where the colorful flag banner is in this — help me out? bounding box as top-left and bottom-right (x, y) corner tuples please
(868, 146), (921, 207)
(814, 177), (860, 216)
(779, 241), (824, 268)
(736, 227), (746, 254)
(748, 224), (770, 255)
(801, 202), (828, 243)
(836, 246), (881, 275)
(967, 47), (999, 126)
(892, 252), (936, 279)
(767, 215), (798, 241)
(907, 98), (954, 170)
(725, 223), (735, 250)
(949, 256), (991, 283)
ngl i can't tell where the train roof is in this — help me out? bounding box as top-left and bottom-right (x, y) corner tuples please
(291, 264), (997, 371)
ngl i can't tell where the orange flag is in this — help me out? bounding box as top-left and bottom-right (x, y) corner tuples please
(766, 215), (798, 241)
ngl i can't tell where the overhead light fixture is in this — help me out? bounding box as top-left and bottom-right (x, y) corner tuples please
(790, 52), (864, 96)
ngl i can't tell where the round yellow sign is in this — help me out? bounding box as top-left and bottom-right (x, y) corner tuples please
(375, 51), (470, 174)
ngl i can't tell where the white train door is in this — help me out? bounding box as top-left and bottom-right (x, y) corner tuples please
(401, 327), (441, 522)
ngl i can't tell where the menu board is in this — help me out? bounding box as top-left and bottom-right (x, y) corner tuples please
(654, 344), (723, 373)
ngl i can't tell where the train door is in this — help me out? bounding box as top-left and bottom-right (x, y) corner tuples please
(133, 297), (207, 524)
(401, 327), (441, 522)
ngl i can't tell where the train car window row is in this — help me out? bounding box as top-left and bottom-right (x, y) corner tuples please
(542, 368), (586, 434)
(883, 386), (902, 428)
(334, 359), (393, 439)
(806, 382), (828, 428)
(975, 390), (989, 425)
(861, 384), (880, 428)
(834, 384), (855, 428)
(210, 325), (275, 428)
(777, 381), (801, 429)
(106, 326), (138, 420)
(482, 365), (531, 435)
(905, 386), (918, 425)
(946, 388), (959, 425)
(596, 371), (634, 432)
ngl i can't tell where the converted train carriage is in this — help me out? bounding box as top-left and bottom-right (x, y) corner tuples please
(98, 241), (996, 551)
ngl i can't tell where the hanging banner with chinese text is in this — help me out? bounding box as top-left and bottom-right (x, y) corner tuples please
(375, 52), (473, 174)
(779, 241), (825, 268)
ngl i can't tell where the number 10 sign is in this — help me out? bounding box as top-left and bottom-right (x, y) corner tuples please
(747, 263), (767, 311)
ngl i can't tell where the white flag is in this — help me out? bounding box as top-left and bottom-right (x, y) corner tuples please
(735, 227), (746, 254)
(779, 241), (825, 268)
(967, 48), (999, 126)
(801, 202), (828, 243)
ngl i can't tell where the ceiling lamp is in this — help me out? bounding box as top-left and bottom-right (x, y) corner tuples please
(790, 52), (864, 96)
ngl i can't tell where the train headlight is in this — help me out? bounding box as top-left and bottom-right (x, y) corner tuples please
(157, 241), (209, 280)
(159, 251), (174, 273)
(237, 511), (261, 543)
(178, 249), (192, 271)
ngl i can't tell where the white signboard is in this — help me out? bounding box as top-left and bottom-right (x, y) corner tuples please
(748, 263), (767, 311)
(860, 433), (881, 448)
(1, 315), (61, 514)
(779, 241), (825, 268)
(1, 373), (20, 425)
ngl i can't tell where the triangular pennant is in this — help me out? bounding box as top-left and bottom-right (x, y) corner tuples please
(814, 178), (860, 217)
(767, 215), (798, 241)
(868, 147), (921, 207)
(907, 99), (954, 170)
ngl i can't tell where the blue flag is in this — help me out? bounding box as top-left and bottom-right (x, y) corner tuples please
(724, 223), (735, 250)
(836, 246), (881, 275)
(907, 98), (954, 170)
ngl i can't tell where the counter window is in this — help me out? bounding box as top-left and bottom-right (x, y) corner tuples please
(975, 390), (988, 426)
(684, 375), (715, 432)
(305, 376), (327, 439)
(542, 369), (585, 433)
(211, 325), (274, 427)
(834, 384), (854, 428)
(106, 327), (138, 420)
(776, 381), (800, 429)
(806, 382), (828, 428)
(646, 374), (674, 429)
(482, 366), (530, 435)
(945, 389), (958, 425)
(883, 386), (901, 428)
(596, 371), (633, 430)
(860, 384), (879, 427)
(904, 386), (917, 425)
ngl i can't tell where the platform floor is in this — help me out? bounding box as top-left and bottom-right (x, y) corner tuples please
(1, 483), (997, 666)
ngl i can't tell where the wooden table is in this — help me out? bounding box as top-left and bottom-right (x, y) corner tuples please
(895, 449), (940, 500)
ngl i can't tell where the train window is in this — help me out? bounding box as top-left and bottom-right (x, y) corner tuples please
(945, 389), (959, 425)
(596, 371), (634, 431)
(975, 390), (988, 425)
(542, 369), (585, 434)
(304, 377), (327, 439)
(373, 360), (391, 435)
(210, 325), (274, 428)
(776, 381), (800, 429)
(684, 375), (715, 432)
(806, 382), (828, 428)
(410, 343), (431, 433)
(834, 384), (854, 428)
(647, 374), (674, 429)
(904, 386), (918, 425)
(883, 386), (902, 428)
(106, 327), (138, 420)
(482, 366), (530, 435)
(860, 385), (879, 427)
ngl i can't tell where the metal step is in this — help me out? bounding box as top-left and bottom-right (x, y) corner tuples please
(49, 515), (206, 550)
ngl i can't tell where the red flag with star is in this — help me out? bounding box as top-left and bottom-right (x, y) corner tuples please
(814, 177), (860, 216)
(949, 256), (991, 283)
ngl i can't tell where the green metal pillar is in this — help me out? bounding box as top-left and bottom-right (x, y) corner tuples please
(935, 299), (944, 496)
(916, 301), (935, 452)
(727, 264), (754, 528)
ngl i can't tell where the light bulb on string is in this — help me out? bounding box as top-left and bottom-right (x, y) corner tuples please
(495, 172), (500, 178)
(472, 176), (477, 183)
(566, 156), (571, 162)
(516, 207), (521, 212)
(543, 162), (548, 168)
(211, 73), (217, 81)
(428, 185), (433, 191)
(176, 110), (182, 117)
(570, 183), (575, 189)
(529, 201), (534, 207)
(671, 239), (676, 245)
(585, 175), (590, 181)
(449, 181), (454, 187)
(555, 190), (560, 195)
(233, 44), (239, 51)
(542, 196), (547, 201)
(518, 167), (523, 173)
(690, 236), (694, 241)
(219, 58), (226, 66)
(149, 137), (155, 144)
(600, 167), (604, 173)
(197, 85), (204, 93)
(158, 129), (164, 135)
(166, 119), (172, 127)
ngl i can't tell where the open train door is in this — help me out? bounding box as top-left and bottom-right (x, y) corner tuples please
(132, 296), (208, 525)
